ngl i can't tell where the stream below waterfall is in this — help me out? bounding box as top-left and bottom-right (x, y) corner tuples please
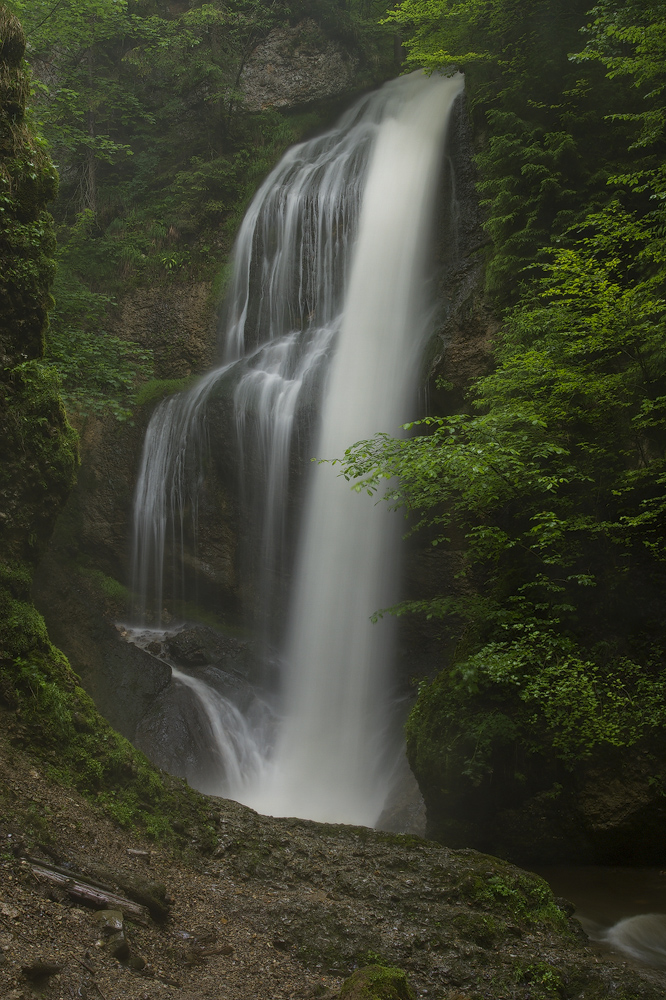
(537, 867), (666, 970)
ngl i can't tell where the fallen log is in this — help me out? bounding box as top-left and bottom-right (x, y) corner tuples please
(23, 855), (115, 891)
(25, 861), (149, 921)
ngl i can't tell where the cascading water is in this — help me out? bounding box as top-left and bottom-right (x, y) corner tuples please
(129, 70), (464, 826)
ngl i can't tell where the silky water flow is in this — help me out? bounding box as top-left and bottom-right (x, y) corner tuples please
(128, 70), (465, 826)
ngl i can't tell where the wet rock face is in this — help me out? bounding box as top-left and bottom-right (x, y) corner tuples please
(109, 283), (216, 379)
(33, 282), (241, 704)
(73, 623), (172, 743)
(34, 282), (221, 592)
(133, 682), (211, 788)
(97, 630), (172, 740)
(132, 658), (260, 793)
(166, 625), (247, 671)
(124, 622), (262, 791)
(240, 20), (359, 111)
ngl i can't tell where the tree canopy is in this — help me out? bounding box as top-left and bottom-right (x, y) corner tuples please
(7, 0), (392, 418)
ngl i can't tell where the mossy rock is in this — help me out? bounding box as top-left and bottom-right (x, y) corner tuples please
(0, 6), (26, 67)
(0, 591), (216, 849)
(407, 666), (666, 866)
(339, 966), (415, 1000)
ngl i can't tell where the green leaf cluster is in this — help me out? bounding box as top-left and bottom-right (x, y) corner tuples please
(385, 0), (665, 300)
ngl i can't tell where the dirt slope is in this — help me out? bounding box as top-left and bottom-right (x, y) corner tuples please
(1, 718), (665, 1000)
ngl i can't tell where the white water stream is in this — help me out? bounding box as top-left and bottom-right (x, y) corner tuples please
(130, 70), (464, 826)
(239, 71), (465, 823)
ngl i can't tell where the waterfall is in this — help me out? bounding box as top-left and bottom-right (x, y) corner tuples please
(130, 70), (464, 825)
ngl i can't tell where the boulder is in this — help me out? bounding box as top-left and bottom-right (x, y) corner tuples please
(339, 966), (416, 1000)
(240, 20), (358, 111)
(165, 625), (246, 671)
(410, 683), (666, 865)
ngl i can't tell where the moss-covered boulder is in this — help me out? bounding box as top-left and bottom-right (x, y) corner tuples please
(407, 667), (666, 866)
(339, 966), (415, 1000)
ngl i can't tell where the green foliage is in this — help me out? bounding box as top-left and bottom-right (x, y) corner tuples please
(3, 0), (399, 424)
(343, 0), (666, 817)
(0, 8), (58, 361)
(4, 0), (390, 419)
(383, 0), (661, 299)
(359, 950), (392, 968)
(1, 360), (79, 565)
(0, 5), (78, 591)
(576, 1), (666, 154)
(339, 198), (666, 789)
(7, 0), (382, 275)
(39, 208), (153, 420)
(0, 588), (50, 659)
(133, 377), (196, 406)
(7, 0), (150, 211)
(515, 960), (565, 998)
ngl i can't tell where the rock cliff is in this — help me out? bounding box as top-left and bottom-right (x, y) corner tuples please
(240, 19), (359, 110)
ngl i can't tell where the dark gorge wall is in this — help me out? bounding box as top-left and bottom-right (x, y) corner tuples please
(0, 7), (228, 834)
(0, 9), (169, 818)
(32, 281), (226, 740)
(0, 6), (78, 694)
(399, 76), (666, 866)
(24, 35), (666, 865)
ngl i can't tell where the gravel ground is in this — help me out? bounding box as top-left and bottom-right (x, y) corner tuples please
(0, 728), (341, 1000)
(2, 720), (666, 1000)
